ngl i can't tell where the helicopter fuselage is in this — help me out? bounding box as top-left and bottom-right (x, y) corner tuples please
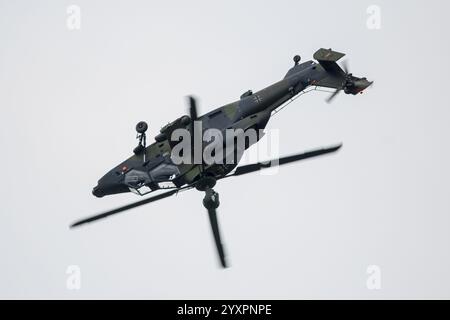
(92, 50), (371, 198)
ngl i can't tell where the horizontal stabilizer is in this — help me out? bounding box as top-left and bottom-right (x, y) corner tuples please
(314, 48), (347, 79)
(314, 48), (345, 62)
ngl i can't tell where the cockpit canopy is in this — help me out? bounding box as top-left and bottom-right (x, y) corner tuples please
(123, 156), (180, 195)
(93, 154), (181, 197)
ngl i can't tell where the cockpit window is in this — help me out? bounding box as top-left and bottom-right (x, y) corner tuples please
(129, 185), (152, 195)
(124, 169), (151, 188)
(149, 163), (180, 182)
(123, 156), (180, 195)
(157, 181), (177, 189)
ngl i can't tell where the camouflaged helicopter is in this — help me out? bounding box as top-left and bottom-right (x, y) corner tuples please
(71, 48), (372, 268)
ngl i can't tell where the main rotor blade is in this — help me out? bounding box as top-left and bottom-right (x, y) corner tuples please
(230, 144), (342, 177)
(187, 95), (204, 167)
(188, 96), (198, 121)
(70, 189), (183, 228)
(207, 207), (227, 268)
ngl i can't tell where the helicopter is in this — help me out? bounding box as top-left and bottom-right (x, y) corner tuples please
(71, 48), (372, 268)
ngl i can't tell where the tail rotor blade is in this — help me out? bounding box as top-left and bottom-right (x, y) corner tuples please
(341, 59), (349, 74)
(326, 88), (342, 103)
(326, 60), (350, 103)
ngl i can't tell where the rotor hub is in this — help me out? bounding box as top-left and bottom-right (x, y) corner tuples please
(195, 176), (217, 191)
(203, 188), (220, 210)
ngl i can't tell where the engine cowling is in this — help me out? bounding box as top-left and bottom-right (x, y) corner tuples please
(156, 115), (191, 142)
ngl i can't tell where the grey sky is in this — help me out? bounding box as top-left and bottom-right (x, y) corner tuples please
(1, 0), (450, 299)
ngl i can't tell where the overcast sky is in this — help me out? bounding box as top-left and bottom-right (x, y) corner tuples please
(1, 0), (450, 299)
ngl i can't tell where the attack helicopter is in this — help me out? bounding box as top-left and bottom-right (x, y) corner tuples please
(71, 48), (372, 268)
